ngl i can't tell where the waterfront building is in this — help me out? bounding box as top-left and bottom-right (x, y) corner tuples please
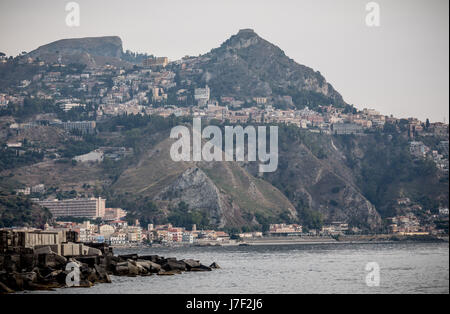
(36, 197), (106, 219)
(99, 224), (115, 237)
(182, 232), (194, 244)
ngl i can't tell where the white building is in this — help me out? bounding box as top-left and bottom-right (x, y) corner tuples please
(194, 85), (210, 106)
(99, 224), (115, 237)
(73, 150), (104, 163)
(37, 197), (106, 219)
(60, 103), (86, 112)
(182, 232), (194, 244)
(109, 232), (127, 245)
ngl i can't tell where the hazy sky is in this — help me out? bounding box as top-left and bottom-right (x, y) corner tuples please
(0, 0), (448, 122)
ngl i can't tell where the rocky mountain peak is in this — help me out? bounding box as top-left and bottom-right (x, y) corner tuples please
(27, 36), (130, 68)
(220, 29), (264, 51)
(195, 29), (346, 106)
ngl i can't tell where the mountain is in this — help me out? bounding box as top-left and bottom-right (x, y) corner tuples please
(176, 29), (347, 109)
(249, 126), (382, 230)
(27, 36), (131, 68)
(111, 135), (298, 229)
(1, 31), (447, 232)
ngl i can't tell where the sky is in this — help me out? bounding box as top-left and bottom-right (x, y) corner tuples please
(0, 0), (448, 122)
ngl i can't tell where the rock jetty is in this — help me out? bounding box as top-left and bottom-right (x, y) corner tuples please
(0, 229), (219, 294)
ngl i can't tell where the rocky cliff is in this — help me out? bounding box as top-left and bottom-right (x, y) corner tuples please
(111, 136), (297, 228)
(27, 36), (131, 68)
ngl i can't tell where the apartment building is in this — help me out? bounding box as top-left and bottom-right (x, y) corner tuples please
(332, 123), (364, 135)
(143, 57), (169, 68)
(37, 197), (106, 219)
(59, 121), (96, 135)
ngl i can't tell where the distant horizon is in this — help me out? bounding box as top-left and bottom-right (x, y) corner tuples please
(0, 0), (448, 123)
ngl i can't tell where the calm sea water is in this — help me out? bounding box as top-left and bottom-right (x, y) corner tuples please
(26, 242), (449, 294)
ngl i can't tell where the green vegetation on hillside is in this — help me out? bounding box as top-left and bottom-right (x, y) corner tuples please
(336, 128), (448, 217)
(0, 148), (44, 171)
(0, 192), (52, 228)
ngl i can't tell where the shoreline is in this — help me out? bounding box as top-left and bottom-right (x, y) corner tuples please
(0, 241), (219, 294)
(118, 235), (449, 250)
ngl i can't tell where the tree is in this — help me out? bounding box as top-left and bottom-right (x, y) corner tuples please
(296, 199), (323, 230)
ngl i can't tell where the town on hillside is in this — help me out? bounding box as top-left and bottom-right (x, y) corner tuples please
(0, 52), (448, 240)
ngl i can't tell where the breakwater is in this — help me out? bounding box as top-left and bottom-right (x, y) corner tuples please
(0, 229), (219, 294)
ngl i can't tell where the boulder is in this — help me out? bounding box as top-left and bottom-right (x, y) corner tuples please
(3, 254), (20, 272)
(135, 263), (148, 275)
(87, 269), (100, 283)
(135, 260), (152, 271)
(157, 269), (182, 276)
(43, 270), (63, 284)
(34, 246), (52, 255)
(209, 262), (221, 269)
(127, 261), (139, 277)
(4, 272), (24, 291)
(118, 254), (138, 261)
(189, 264), (212, 272)
(31, 267), (44, 281)
(115, 264), (130, 276)
(0, 281), (14, 294)
(53, 253), (67, 265)
(87, 247), (102, 256)
(136, 260), (161, 273)
(20, 253), (36, 271)
(55, 270), (70, 285)
(102, 255), (119, 270)
(183, 259), (201, 270)
(75, 256), (99, 267)
(20, 271), (38, 284)
(26, 282), (58, 291)
(139, 255), (162, 263)
(94, 264), (111, 283)
(37, 253), (67, 269)
(161, 259), (187, 272)
(77, 280), (94, 288)
(114, 261), (139, 277)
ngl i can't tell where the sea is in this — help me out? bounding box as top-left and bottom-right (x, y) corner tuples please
(23, 242), (449, 294)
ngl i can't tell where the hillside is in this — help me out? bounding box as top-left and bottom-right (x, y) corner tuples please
(111, 135), (297, 229)
(0, 31), (447, 233)
(175, 29), (347, 109)
(1, 116), (448, 232)
(0, 192), (52, 228)
(27, 36), (132, 68)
